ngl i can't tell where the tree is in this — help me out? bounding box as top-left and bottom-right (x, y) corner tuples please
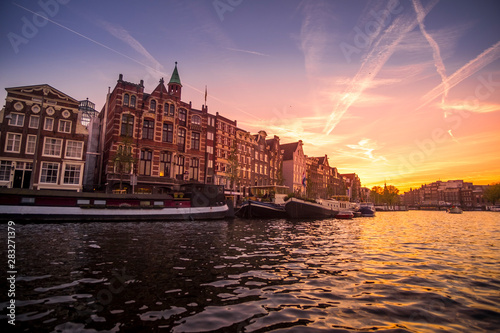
(370, 186), (383, 204)
(484, 183), (500, 205)
(383, 184), (400, 205)
(111, 139), (136, 192)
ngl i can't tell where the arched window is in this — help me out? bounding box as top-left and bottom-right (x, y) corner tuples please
(191, 132), (200, 150)
(191, 115), (201, 125)
(169, 104), (175, 116)
(178, 108), (186, 126)
(164, 103), (170, 116)
(130, 95), (136, 108)
(123, 94), (129, 106)
(150, 100), (156, 112)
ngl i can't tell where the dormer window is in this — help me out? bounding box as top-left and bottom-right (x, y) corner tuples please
(123, 94), (129, 106)
(150, 100), (156, 112)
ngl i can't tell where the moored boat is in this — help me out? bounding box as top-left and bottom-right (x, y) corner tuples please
(236, 200), (287, 219)
(285, 197), (342, 219)
(336, 211), (354, 219)
(447, 206), (463, 214)
(0, 184), (228, 222)
(359, 203), (376, 217)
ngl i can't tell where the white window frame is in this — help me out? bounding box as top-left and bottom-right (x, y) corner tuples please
(26, 135), (37, 154)
(39, 162), (60, 184)
(5, 133), (22, 153)
(8, 113), (24, 127)
(44, 117), (54, 131)
(65, 140), (84, 159)
(58, 119), (72, 133)
(61, 162), (83, 186)
(42, 137), (63, 157)
(29, 115), (40, 129)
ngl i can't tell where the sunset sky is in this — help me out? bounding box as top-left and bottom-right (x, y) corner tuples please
(1, 0), (499, 191)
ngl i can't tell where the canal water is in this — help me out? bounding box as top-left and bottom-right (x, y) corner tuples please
(1, 211), (499, 332)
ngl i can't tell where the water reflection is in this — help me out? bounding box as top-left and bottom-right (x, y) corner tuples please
(1, 211), (499, 332)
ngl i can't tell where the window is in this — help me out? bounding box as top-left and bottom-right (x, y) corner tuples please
(139, 150), (152, 176)
(162, 123), (173, 143)
(178, 109), (186, 126)
(142, 119), (155, 140)
(5, 133), (22, 153)
(29, 115), (39, 129)
(206, 145), (213, 154)
(164, 103), (170, 116)
(191, 115), (201, 125)
(121, 114), (134, 137)
(130, 95), (136, 108)
(9, 113), (24, 127)
(44, 117), (54, 131)
(160, 151), (172, 177)
(150, 100), (156, 112)
(178, 128), (186, 149)
(0, 161), (13, 181)
(191, 132), (200, 150)
(174, 155), (184, 179)
(207, 131), (214, 140)
(26, 135), (37, 154)
(169, 104), (175, 116)
(123, 93), (129, 106)
(189, 158), (199, 180)
(43, 137), (63, 157)
(58, 120), (72, 133)
(63, 164), (81, 185)
(40, 162), (59, 183)
(207, 160), (213, 168)
(65, 140), (84, 159)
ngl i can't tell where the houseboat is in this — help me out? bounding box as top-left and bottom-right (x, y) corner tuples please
(235, 200), (287, 219)
(0, 184), (228, 222)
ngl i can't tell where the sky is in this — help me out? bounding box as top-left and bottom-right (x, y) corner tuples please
(1, 0), (499, 192)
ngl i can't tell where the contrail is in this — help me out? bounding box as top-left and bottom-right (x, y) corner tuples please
(412, 0), (448, 105)
(323, 1), (438, 135)
(417, 40), (500, 110)
(12, 3), (162, 74)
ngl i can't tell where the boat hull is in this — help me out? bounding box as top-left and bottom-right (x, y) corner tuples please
(236, 200), (287, 219)
(0, 187), (228, 222)
(336, 211), (354, 219)
(285, 198), (338, 219)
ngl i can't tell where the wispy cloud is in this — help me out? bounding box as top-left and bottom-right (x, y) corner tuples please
(100, 21), (163, 70)
(323, 0), (438, 135)
(345, 138), (387, 162)
(225, 47), (270, 57)
(441, 101), (500, 114)
(412, 0), (448, 105)
(418, 40), (500, 110)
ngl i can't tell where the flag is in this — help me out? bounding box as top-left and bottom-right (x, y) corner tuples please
(204, 85), (207, 106)
(302, 171), (306, 187)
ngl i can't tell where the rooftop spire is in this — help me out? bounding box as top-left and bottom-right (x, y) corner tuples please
(169, 61), (181, 85)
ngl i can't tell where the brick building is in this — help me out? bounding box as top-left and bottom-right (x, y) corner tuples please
(0, 84), (88, 191)
(100, 63), (207, 193)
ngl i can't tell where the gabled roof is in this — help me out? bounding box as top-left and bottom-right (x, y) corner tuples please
(5, 84), (79, 104)
(151, 78), (169, 96)
(169, 62), (182, 85)
(280, 141), (300, 161)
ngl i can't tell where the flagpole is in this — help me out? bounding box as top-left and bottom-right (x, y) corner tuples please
(204, 85), (207, 106)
